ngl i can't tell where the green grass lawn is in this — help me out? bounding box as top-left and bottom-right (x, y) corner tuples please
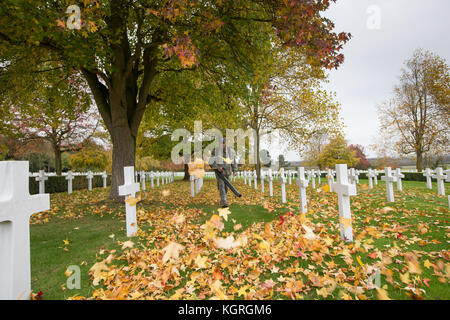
(29, 177), (449, 300)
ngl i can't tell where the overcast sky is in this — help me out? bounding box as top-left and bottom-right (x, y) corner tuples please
(275, 0), (450, 161)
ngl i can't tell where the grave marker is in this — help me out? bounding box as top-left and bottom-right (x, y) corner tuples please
(367, 169), (375, 189)
(332, 164), (356, 242)
(0, 161), (50, 300)
(297, 167), (308, 214)
(118, 166), (140, 237)
(281, 174), (287, 203)
(268, 170), (273, 197)
(150, 171), (154, 189)
(190, 175), (195, 197)
(86, 171), (94, 191)
(432, 167), (446, 196)
(373, 169), (379, 185)
(260, 172), (265, 193)
(381, 167), (397, 202)
(102, 171), (108, 189)
(423, 168), (433, 189)
(66, 171), (74, 194)
(35, 170), (48, 194)
(327, 169), (334, 192)
(393, 168), (404, 191)
(140, 171), (146, 191)
(308, 170), (315, 189)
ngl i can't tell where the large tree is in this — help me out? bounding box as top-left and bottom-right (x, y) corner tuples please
(348, 144), (370, 170)
(0, 68), (99, 175)
(317, 135), (358, 169)
(237, 37), (343, 178)
(1, 0), (350, 199)
(377, 49), (450, 171)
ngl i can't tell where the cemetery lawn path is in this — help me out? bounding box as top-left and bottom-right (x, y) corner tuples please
(30, 178), (449, 300)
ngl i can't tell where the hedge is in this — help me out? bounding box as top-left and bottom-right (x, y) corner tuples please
(29, 175), (112, 195)
(357, 172), (426, 182)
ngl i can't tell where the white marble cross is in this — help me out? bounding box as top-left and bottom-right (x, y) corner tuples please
(195, 177), (200, 193)
(35, 170), (48, 194)
(348, 168), (357, 185)
(316, 169), (321, 186)
(0, 161), (50, 300)
(327, 169), (335, 192)
(445, 170), (450, 209)
(244, 171), (247, 185)
(288, 170), (292, 185)
(432, 167), (446, 196)
(393, 168), (405, 191)
(248, 171), (252, 187)
(423, 168), (433, 190)
(268, 170), (273, 197)
(354, 170), (360, 184)
(150, 171), (154, 189)
(86, 171), (94, 191)
(102, 171), (108, 189)
(66, 170), (75, 194)
(140, 171), (146, 191)
(307, 170), (315, 189)
(367, 169), (375, 189)
(190, 174), (195, 197)
(332, 164), (356, 242)
(381, 167), (397, 202)
(281, 174), (287, 203)
(297, 167), (308, 214)
(156, 172), (160, 187)
(373, 169), (379, 185)
(118, 166), (140, 237)
(260, 172), (265, 193)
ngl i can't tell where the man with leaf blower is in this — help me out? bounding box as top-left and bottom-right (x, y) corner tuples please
(209, 138), (240, 208)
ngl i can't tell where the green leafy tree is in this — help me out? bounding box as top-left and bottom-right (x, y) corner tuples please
(70, 149), (110, 172)
(239, 39), (343, 178)
(317, 135), (358, 169)
(0, 68), (99, 175)
(1, 0), (350, 199)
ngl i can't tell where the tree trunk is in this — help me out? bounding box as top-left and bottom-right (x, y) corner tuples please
(183, 163), (190, 180)
(255, 130), (261, 180)
(416, 151), (423, 172)
(110, 124), (136, 200)
(53, 146), (62, 176)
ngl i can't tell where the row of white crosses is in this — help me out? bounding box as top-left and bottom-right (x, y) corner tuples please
(34, 170), (109, 195)
(145, 171), (175, 191)
(380, 167), (448, 202)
